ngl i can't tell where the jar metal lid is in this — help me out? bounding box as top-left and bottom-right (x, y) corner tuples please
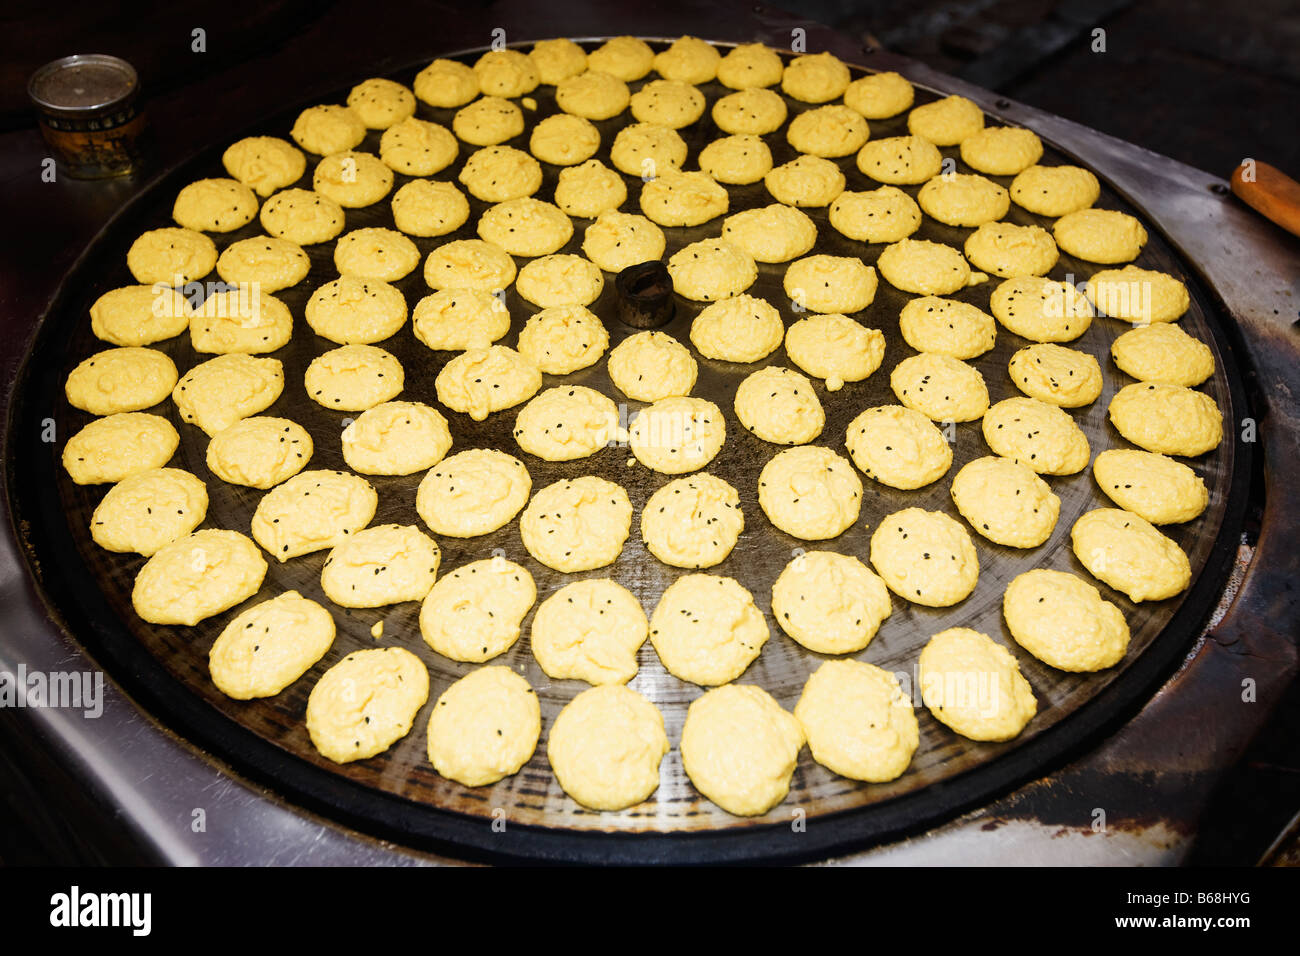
(28, 54), (138, 118)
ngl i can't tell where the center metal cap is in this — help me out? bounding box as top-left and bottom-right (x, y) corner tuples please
(615, 260), (675, 329)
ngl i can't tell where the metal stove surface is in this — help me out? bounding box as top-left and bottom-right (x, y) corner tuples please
(3, 9), (1294, 865)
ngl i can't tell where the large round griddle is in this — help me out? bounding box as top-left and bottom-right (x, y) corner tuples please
(6, 38), (1251, 864)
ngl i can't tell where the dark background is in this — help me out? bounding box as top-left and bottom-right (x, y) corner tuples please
(1, 0), (1296, 865)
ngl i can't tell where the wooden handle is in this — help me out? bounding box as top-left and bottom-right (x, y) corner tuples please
(1230, 160), (1300, 238)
